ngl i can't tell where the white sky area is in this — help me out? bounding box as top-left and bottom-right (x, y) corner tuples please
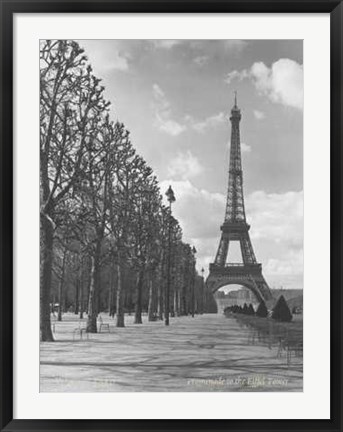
(77, 39), (303, 289)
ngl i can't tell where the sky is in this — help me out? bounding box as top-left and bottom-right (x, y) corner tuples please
(76, 39), (303, 289)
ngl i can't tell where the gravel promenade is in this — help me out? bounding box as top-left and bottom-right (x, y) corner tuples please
(40, 313), (303, 392)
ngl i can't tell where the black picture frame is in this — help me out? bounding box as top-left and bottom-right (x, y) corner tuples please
(0, 1), (342, 431)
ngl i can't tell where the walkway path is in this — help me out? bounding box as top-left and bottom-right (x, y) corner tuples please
(40, 313), (302, 392)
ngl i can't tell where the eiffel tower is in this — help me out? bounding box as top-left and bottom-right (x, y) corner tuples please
(206, 94), (272, 303)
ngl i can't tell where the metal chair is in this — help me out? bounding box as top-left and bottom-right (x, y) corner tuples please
(73, 321), (89, 340)
(98, 315), (110, 333)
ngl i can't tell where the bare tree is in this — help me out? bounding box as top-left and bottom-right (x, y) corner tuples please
(107, 124), (139, 327)
(40, 40), (109, 339)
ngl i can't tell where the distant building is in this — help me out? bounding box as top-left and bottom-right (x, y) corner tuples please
(214, 287), (258, 313)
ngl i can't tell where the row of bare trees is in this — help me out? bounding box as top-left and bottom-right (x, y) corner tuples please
(40, 40), (214, 342)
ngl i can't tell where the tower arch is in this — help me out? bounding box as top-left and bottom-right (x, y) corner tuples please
(208, 278), (265, 304)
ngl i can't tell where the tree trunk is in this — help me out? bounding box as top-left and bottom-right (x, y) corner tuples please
(79, 255), (84, 319)
(86, 259), (92, 315)
(165, 224), (171, 326)
(40, 217), (54, 342)
(108, 280), (112, 317)
(108, 262), (116, 318)
(57, 250), (67, 322)
(174, 288), (180, 317)
(96, 275), (101, 316)
(116, 257), (125, 327)
(157, 264), (164, 320)
(181, 284), (187, 316)
(86, 255), (98, 333)
(75, 276), (79, 315)
(79, 303), (84, 320)
(109, 265), (116, 318)
(57, 283), (63, 321)
(108, 262), (114, 316)
(134, 268), (144, 324)
(170, 276), (175, 317)
(148, 276), (155, 321)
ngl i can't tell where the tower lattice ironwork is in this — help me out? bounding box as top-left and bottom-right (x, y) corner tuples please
(206, 94), (272, 302)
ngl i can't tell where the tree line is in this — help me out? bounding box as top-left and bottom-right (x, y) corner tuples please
(224, 295), (293, 322)
(40, 40), (215, 342)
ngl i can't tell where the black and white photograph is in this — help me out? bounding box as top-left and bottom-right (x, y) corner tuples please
(39, 39), (303, 392)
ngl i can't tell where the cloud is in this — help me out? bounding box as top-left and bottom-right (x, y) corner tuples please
(264, 249), (303, 289)
(265, 250), (303, 277)
(225, 69), (249, 85)
(246, 190), (303, 249)
(159, 179), (225, 242)
(228, 141), (251, 154)
(253, 110), (265, 120)
(251, 59), (303, 110)
(168, 151), (204, 179)
(223, 40), (248, 52)
(108, 52), (130, 71)
(155, 117), (187, 136)
(225, 58), (303, 110)
(77, 40), (131, 74)
(193, 55), (208, 66)
(191, 112), (226, 133)
(151, 40), (182, 49)
(152, 84), (168, 109)
(246, 189), (303, 288)
(152, 84), (186, 136)
(241, 143), (251, 153)
(152, 85), (227, 137)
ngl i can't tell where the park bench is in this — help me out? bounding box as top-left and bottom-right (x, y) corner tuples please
(98, 315), (110, 333)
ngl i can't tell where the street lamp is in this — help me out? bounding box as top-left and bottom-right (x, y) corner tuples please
(165, 185), (176, 204)
(165, 185), (176, 326)
(191, 246), (197, 318)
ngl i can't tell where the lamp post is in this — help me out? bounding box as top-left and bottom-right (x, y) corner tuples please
(201, 267), (205, 315)
(191, 246), (197, 318)
(165, 185), (175, 326)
